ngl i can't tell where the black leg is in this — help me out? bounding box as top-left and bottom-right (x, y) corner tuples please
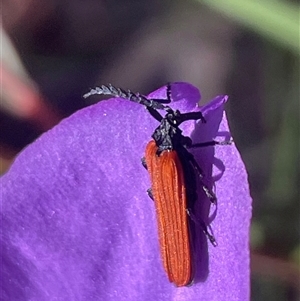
(141, 157), (147, 170)
(177, 111), (206, 125)
(189, 138), (233, 149)
(147, 188), (154, 200)
(185, 138), (232, 202)
(200, 221), (217, 247)
(186, 208), (217, 246)
(148, 82), (172, 104)
(186, 153), (217, 204)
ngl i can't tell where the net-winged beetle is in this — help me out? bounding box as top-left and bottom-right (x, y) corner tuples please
(84, 83), (230, 286)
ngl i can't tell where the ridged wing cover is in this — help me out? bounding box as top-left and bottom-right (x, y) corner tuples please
(145, 140), (192, 287)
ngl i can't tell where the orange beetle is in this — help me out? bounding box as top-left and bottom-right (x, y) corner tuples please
(144, 140), (193, 286)
(84, 83), (222, 286)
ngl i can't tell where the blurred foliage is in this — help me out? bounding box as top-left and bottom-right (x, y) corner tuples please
(201, 0), (300, 299)
(206, 0), (300, 299)
(202, 0), (300, 53)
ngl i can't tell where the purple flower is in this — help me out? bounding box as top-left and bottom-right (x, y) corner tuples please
(0, 83), (251, 300)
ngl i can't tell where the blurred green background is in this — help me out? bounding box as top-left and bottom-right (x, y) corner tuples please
(1, 0), (299, 300)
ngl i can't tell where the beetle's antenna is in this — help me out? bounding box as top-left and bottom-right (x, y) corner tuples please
(84, 84), (167, 110)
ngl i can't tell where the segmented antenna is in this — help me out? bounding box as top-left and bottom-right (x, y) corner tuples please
(83, 84), (167, 110)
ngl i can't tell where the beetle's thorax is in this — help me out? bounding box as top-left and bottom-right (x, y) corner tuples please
(152, 110), (188, 155)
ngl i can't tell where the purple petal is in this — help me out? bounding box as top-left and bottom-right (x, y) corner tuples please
(147, 82), (201, 110)
(0, 83), (251, 300)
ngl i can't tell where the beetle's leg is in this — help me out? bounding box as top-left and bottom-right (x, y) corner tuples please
(185, 139), (232, 202)
(177, 111), (206, 125)
(147, 188), (154, 200)
(148, 82), (172, 104)
(181, 136), (232, 149)
(186, 209), (217, 247)
(141, 158), (154, 201)
(141, 157), (147, 169)
(186, 153), (217, 204)
(200, 221), (217, 247)
(189, 138), (233, 149)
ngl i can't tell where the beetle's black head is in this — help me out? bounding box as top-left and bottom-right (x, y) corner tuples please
(165, 108), (182, 126)
(152, 109), (187, 154)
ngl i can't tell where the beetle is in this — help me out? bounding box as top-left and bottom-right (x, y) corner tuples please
(84, 83), (228, 286)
